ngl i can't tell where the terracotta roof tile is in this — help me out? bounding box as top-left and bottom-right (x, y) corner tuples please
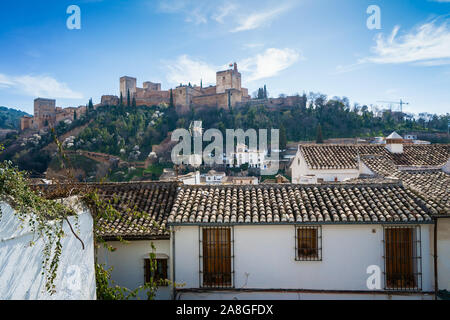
(361, 156), (449, 213)
(168, 184), (433, 225)
(93, 182), (177, 239)
(299, 144), (449, 170)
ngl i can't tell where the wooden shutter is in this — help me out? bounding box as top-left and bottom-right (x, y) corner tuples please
(144, 258), (151, 283)
(144, 258), (168, 285)
(385, 227), (415, 289)
(202, 227), (232, 287)
(297, 227), (318, 259)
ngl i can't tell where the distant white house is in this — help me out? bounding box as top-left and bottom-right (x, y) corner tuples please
(226, 143), (267, 169)
(0, 197), (96, 300)
(201, 170), (226, 185)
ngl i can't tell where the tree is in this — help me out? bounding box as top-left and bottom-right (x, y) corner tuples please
(169, 89), (174, 109)
(263, 85), (268, 99)
(316, 124), (324, 143)
(279, 124), (287, 150)
(119, 92), (123, 106)
(88, 98), (94, 111)
(74, 111), (77, 121)
(132, 96), (136, 108)
(127, 89), (131, 107)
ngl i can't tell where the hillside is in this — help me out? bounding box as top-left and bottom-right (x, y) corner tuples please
(0, 97), (448, 180)
(0, 106), (30, 130)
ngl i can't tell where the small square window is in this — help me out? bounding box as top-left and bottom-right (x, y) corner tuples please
(144, 258), (168, 286)
(296, 226), (322, 261)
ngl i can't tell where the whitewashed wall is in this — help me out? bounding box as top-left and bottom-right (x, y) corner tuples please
(437, 219), (450, 291)
(0, 200), (96, 300)
(291, 152), (359, 184)
(174, 224), (434, 300)
(96, 239), (172, 300)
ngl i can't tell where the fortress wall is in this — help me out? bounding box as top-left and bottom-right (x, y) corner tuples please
(200, 86), (217, 95)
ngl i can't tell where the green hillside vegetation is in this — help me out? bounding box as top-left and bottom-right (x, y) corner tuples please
(0, 94), (448, 179)
(70, 104), (177, 161)
(0, 106), (30, 130)
(178, 94), (449, 146)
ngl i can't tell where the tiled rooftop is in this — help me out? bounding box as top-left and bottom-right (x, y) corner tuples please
(93, 181), (177, 239)
(361, 156), (449, 213)
(299, 144), (449, 170)
(167, 184), (433, 225)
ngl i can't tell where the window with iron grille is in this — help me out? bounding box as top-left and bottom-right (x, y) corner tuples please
(144, 258), (168, 286)
(295, 226), (322, 261)
(383, 226), (422, 291)
(199, 226), (234, 288)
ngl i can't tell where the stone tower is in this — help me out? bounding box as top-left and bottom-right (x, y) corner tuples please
(34, 98), (56, 129)
(216, 62), (241, 94)
(120, 76), (137, 102)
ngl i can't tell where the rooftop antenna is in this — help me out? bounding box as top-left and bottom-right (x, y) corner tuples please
(376, 99), (410, 113)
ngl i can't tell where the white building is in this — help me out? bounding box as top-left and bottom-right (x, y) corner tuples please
(0, 197), (96, 300)
(201, 170), (226, 184)
(81, 180), (450, 300)
(168, 184), (445, 300)
(226, 143), (267, 169)
(291, 138), (449, 184)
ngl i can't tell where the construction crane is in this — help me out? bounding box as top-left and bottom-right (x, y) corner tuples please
(376, 99), (409, 113)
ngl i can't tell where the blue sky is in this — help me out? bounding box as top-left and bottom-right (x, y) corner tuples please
(0, 0), (449, 115)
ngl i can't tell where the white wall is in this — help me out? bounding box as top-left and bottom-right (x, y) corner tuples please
(437, 219), (450, 291)
(0, 201), (96, 300)
(96, 239), (172, 300)
(174, 224), (434, 299)
(441, 158), (450, 174)
(291, 151), (359, 184)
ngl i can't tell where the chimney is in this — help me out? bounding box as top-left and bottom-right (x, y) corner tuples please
(385, 131), (404, 154)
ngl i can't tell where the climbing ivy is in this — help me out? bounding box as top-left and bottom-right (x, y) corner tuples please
(0, 149), (76, 294)
(95, 243), (170, 300)
(0, 143), (168, 298)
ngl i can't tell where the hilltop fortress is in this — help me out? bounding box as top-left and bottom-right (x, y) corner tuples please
(21, 62), (305, 131)
(102, 63), (251, 113)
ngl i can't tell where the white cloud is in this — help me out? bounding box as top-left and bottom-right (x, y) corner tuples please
(239, 48), (301, 81)
(0, 74), (15, 87)
(231, 5), (291, 32)
(185, 8), (207, 24)
(212, 3), (237, 23)
(0, 73), (83, 99)
(164, 48), (301, 86)
(243, 43), (265, 49)
(164, 55), (218, 86)
(360, 19), (450, 65)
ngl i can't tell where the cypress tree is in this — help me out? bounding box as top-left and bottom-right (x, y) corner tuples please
(127, 89), (130, 107)
(169, 89), (174, 108)
(316, 124), (324, 144)
(120, 92), (123, 106)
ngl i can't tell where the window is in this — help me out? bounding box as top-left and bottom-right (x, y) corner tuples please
(383, 226), (422, 291)
(200, 227), (234, 288)
(144, 258), (168, 286)
(296, 226), (322, 261)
